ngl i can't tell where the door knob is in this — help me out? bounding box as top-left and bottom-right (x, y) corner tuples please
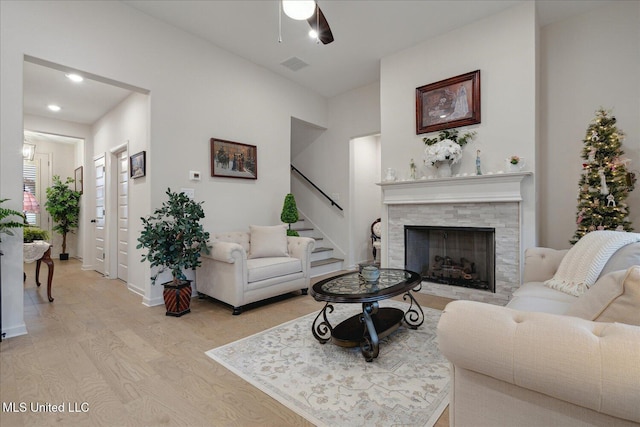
(91, 219), (96, 223)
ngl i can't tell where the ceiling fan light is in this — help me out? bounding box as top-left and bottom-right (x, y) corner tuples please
(282, 0), (315, 20)
(308, 29), (318, 39)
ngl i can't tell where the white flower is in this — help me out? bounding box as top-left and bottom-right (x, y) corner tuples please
(424, 139), (462, 166)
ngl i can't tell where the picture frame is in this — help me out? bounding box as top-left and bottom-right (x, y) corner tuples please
(210, 138), (257, 180)
(416, 69), (481, 135)
(130, 151), (146, 179)
(74, 166), (83, 194)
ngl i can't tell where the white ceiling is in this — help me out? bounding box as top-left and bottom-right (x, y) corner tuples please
(23, 0), (610, 128)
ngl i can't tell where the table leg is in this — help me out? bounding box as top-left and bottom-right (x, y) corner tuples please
(35, 247), (54, 302)
(360, 301), (379, 362)
(402, 285), (424, 329)
(312, 302), (334, 343)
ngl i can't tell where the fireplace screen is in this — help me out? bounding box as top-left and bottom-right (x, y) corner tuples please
(405, 226), (495, 292)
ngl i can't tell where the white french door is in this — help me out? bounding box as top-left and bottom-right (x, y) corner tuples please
(116, 150), (129, 282)
(94, 155), (106, 275)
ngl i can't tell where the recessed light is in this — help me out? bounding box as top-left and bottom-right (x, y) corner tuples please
(65, 73), (84, 83)
(47, 104), (61, 112)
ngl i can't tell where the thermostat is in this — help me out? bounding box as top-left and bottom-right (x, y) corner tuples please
(189, 171), (201, 181)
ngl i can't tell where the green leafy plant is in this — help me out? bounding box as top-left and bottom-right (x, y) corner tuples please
(45, 175), (80, 255)
(280, 193), (299, 237)
(422, 128), (477, 147)
(0, 198), (25, 243)
(23, 226), (49, 243)
(137, 188), (210, 285)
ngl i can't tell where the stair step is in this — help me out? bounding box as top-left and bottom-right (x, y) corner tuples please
(311, 257), (344, 268)
(292, 227), (313, 232)
(312, 247), (332, 253)
(310, 257), (344, 278)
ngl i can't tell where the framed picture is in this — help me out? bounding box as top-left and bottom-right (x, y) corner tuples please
(130, 151), (146, 179)
(210, 138), (257, 180)
(416, 69), (481, 135)
(74, 166), (83, 194)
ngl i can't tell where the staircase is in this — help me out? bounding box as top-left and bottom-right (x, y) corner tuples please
(291, 219), (344, 278)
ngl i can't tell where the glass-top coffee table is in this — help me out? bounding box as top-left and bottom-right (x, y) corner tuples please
(310, 268), (424, 362)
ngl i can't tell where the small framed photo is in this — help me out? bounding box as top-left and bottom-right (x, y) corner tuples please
(130, 151), (146, 179)
(74, 166), (83, 194)
(416, 69), (481, 135)
(210, 138), (257, 180)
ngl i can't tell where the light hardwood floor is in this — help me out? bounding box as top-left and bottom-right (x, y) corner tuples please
(1, 259), (451, 426)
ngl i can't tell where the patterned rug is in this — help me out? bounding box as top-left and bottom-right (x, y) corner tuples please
(205, 300), (449, 427)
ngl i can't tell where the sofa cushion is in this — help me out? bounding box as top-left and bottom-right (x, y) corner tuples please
(599, 242), (640, 277)
(248, 224), (289, 259)
(544, 231), (640, 297)
(507, 282), (577, 314)
(246, 256), (302, 283)
(566, 266), (640, 326)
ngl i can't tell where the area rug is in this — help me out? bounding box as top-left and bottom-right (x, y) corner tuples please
(205, 300), (449, 427)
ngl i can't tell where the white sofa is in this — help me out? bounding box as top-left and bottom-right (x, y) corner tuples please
(195, 226), (315, 315)
(437, 240), (640, 427)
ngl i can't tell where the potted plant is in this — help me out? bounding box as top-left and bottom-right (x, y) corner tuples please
(280, 193), (299, 237)
(137, 188), (210, 317)
(0, 198), (25, 243)
(45, 175), (80, 260)
(23, 226), (49, 243)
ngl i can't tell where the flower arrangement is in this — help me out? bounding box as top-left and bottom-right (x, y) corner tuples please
(423, 129), (476, 166)
(509, 155), (521, 165)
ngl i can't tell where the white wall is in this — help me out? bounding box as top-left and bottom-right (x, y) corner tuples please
(292, 82), (381, 266)
(1, 0), (327, 336)
(539, 1), (640, 249)
(380, 3), (538, 259)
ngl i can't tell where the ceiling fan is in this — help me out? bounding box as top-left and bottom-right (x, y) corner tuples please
(281, 0), (334, 45)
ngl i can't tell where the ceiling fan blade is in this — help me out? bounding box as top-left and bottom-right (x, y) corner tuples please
(307, 5), (334, 45)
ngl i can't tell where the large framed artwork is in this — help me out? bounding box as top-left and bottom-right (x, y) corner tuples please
(416, 69), (481, 135)
(130, 151), (146, 179)
(210, 138), (257, 180)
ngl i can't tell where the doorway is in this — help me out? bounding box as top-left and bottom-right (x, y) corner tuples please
(349, 134), (381, 266)
(22, 130), (84, 259)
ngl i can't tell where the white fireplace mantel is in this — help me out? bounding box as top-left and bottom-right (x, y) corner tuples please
(378, 172), (532, 205)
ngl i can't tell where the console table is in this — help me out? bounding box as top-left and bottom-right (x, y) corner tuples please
(24, 241), (54, 302)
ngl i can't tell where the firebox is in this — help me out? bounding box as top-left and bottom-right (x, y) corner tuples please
(405, 225), (495, 292)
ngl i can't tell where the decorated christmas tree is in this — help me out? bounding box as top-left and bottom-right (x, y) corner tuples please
(571, 108), (636, 244)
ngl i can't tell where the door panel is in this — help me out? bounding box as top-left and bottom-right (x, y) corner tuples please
(117, 151), (128, 282)
(94, 155), (106, 275)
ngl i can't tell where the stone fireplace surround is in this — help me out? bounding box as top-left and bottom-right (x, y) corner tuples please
(379, 172), (532, 305)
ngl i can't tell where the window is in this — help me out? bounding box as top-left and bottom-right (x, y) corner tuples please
(23, 160), (39, 226)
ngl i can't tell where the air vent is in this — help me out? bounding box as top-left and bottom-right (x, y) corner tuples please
(280, 57), (309, 72)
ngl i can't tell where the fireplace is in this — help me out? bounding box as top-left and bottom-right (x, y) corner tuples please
(405, 226), (495, 292)
(379, 173), (532, 305)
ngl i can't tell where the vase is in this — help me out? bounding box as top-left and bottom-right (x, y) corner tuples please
(435, 161), (453, 178)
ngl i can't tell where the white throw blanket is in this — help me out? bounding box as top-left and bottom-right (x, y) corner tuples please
(545, 230), (640, 296)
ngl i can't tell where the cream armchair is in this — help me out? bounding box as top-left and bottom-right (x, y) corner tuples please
(195, 226), (315, 315)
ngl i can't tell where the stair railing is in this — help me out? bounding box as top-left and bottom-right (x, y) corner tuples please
(290, 164), (343, 211)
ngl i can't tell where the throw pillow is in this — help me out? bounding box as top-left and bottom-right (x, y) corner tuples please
(544, 231), (640, 296)
(566, 266), (640, 326)
(248, 224), (289, 259)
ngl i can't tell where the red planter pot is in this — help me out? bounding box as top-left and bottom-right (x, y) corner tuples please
(162, 280), (192, 317)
